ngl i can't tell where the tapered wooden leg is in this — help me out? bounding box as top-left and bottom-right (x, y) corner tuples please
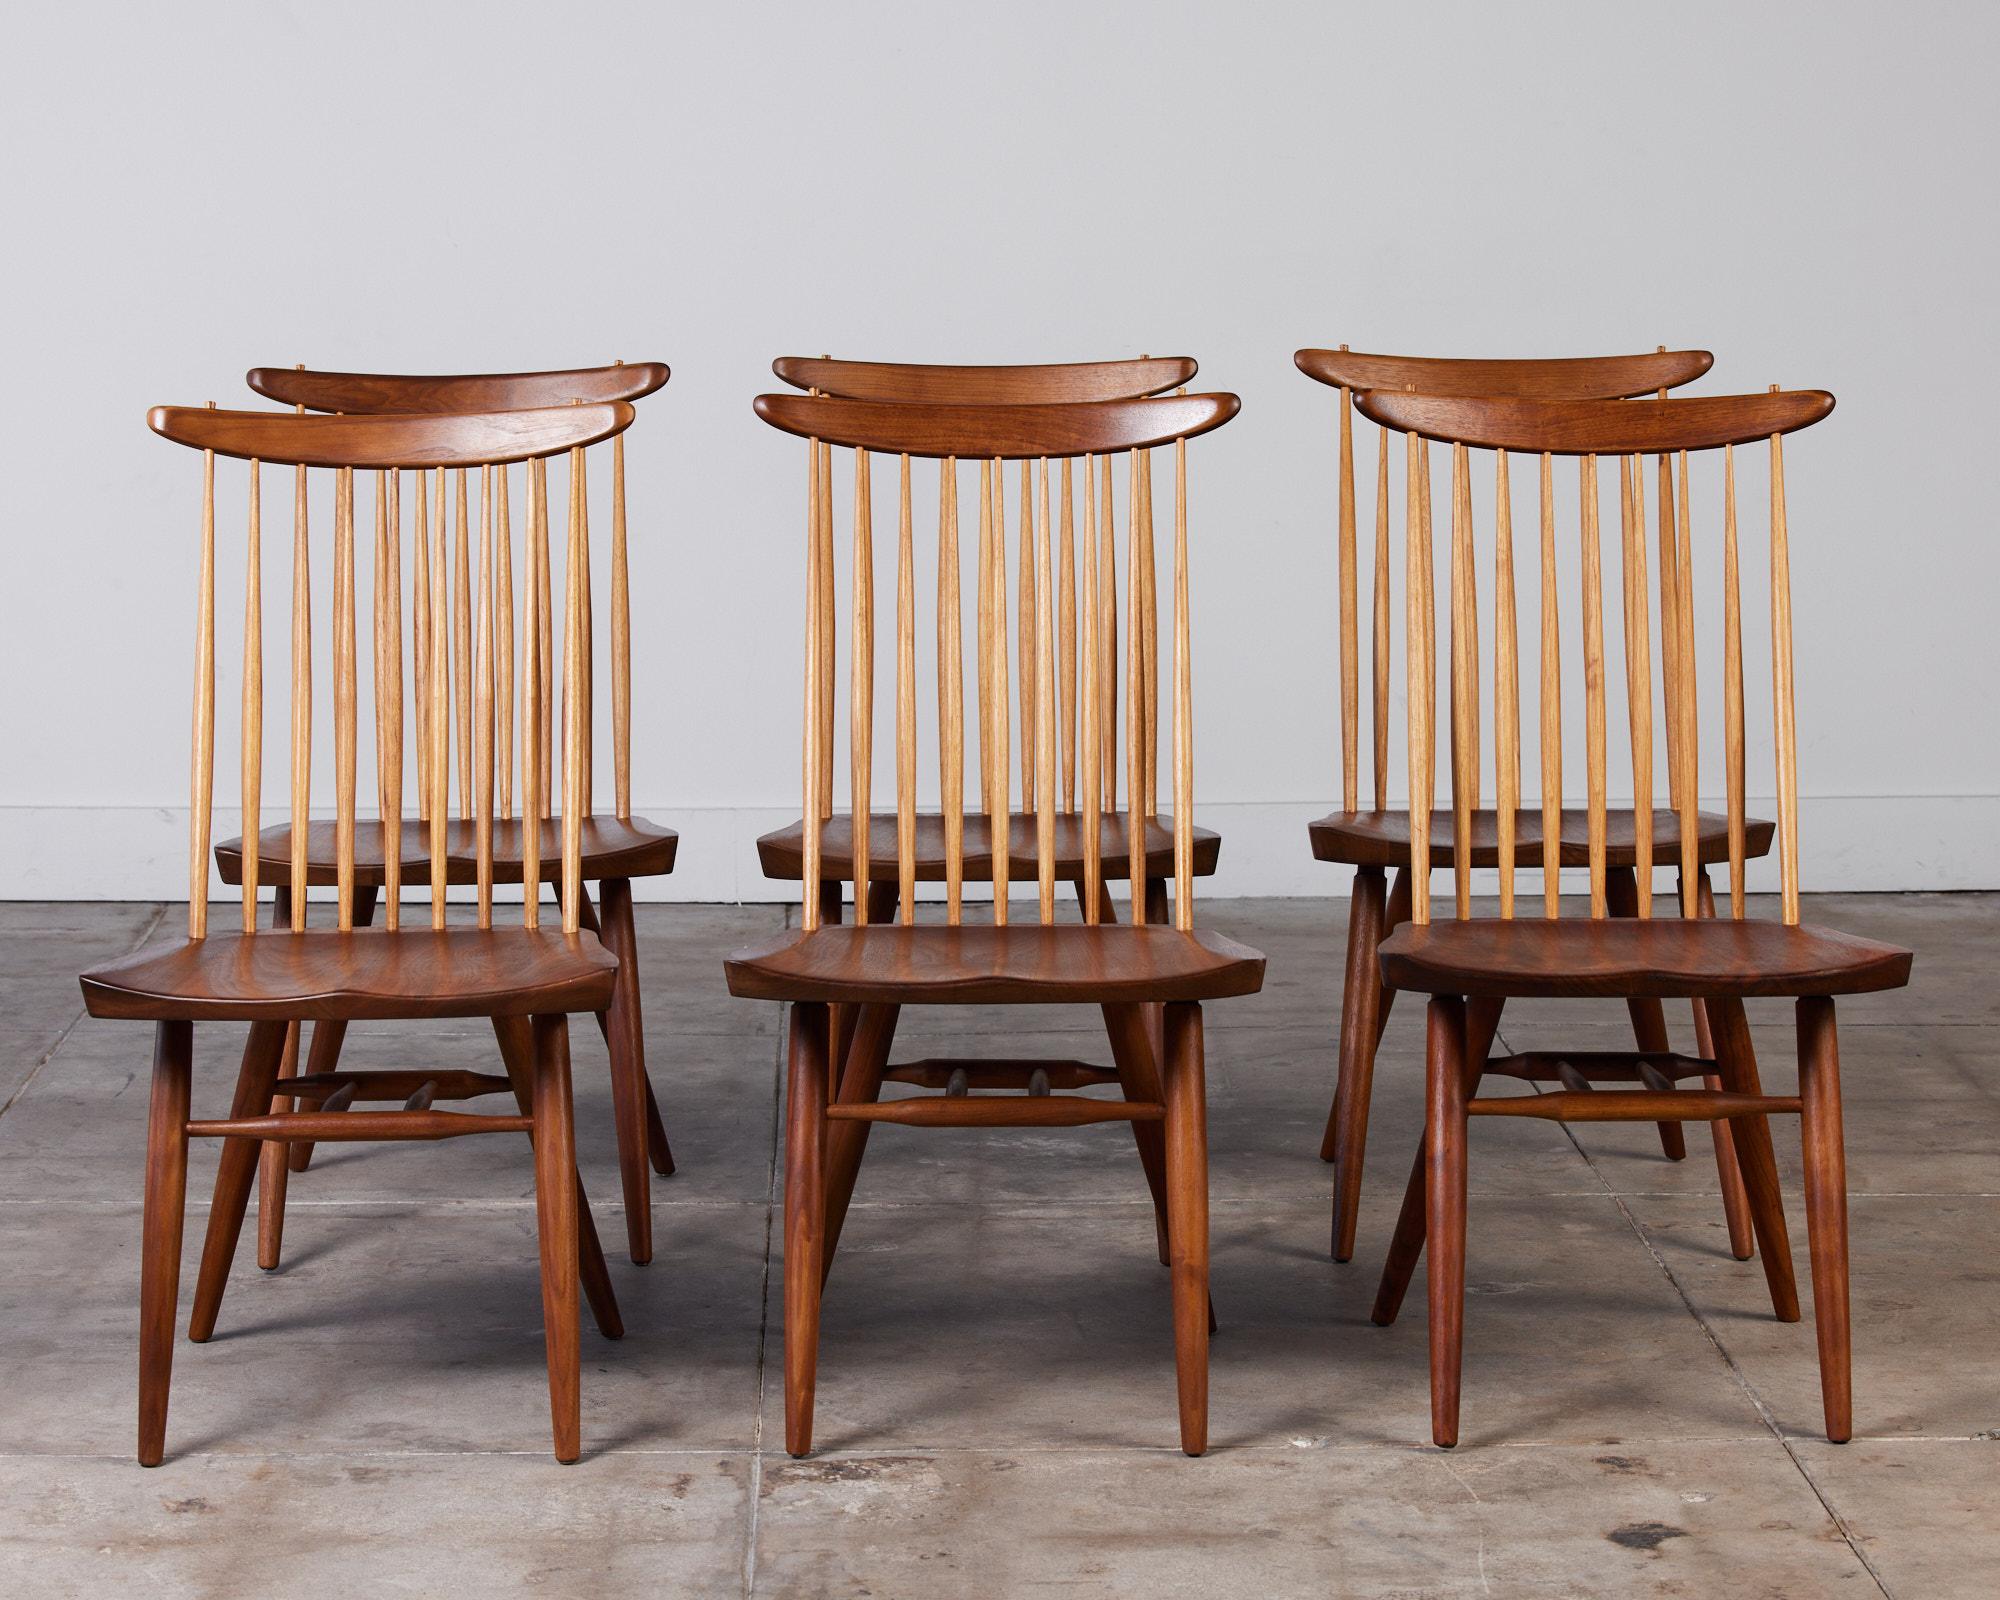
(138, 1021), (193, 1467)
(1606, 867), (1687, 1161)
(1322, 865), (1408, 1160)
(1797, 996), (1851, 1442)
(819, 1003), (901, 1287)
(1371, 994), (1500, 1327)
(1330, 867), (1389, 1260)
(1103, 1001), (1173, 1264)
(254, 1021), (301, 1269)
(1692, 871), (1754, 1259)
(1707, 995), (1801, 1322)
(1424, 995), (1470, 1448)
(529, 1014), (582, 1463)
(643, 1076), (675, 1177)
(784, 1002), (831, 1457)
(1161, 1001), (1209, 1456)
(596, 877), (654, 1264)
(493, 1016), (622, 1340)
(188, 1020), (290, 1342)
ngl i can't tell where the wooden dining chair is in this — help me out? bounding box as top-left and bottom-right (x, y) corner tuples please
(80, 401), (634, 1463)
(726, 391), (1264, 1457)
(216, 362), (674, 1267)
(1355, 386), (1910, 1446)
(1294, 346), (1768, 1265)
(758, 356), (1217, 935)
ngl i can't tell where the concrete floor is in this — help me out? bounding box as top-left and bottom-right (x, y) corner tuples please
(0, 893), (1993, 1597)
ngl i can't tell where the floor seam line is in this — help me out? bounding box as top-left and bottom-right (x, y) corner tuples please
(0, 902), (165, 1124)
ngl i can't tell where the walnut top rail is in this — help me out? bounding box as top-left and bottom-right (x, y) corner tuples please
(149, 404), (634, 468)
(1295, 348), (1713, 399)
(245, 362), (670, 413)
(774, 355), (1197, 405)
(751, 393), (1239, 460)
(1355, 390), (1833, 456)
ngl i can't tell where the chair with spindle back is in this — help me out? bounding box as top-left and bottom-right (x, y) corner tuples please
(1353, 386), (1910, 1447)
(727, 391), (1264, 1457)
(79, 402), (633, 1465)
(1294, 346), (1772, 1266)
(217, 361), (675, 1269)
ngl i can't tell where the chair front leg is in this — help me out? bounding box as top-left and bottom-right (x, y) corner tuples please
(1161, 1001), (1210, 1456)
(597, 876), (655, 1264)
(189, 1021), (291, 1342)
(1707, 996), (1801, 1322)
(1328, 866), (1394, 1260)
(820, 1002), (901, 1288)
(1797, 996), (1852, 1442)
(138, 1021), (193, 1467)
(784, 1001), (831, 1457)
(528, 1014), (583, 1464)
(1691, 870), (1754, 1259)
(1423, 996), (1472, 1449)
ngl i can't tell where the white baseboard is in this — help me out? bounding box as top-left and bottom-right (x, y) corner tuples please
(2, 796), (1994, 901)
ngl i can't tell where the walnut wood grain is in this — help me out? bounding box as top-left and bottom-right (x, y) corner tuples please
(1355, 389), (1834, 456)
(752, 393), (1238, 461)
(1295, 347), (1711, 398)
(149, 404), (634, 468)
(216, 815), (677, 886)
(759, 809), (1217, 882)
(774, 355), (1195, 404)
(247, 361), (669, 412)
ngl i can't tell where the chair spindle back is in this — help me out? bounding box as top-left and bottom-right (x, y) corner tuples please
(1352, 387), (1832, 930)
(754, 392), (1239, 934)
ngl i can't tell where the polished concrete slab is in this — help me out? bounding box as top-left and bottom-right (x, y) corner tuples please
(0, 894), (1992, 1596)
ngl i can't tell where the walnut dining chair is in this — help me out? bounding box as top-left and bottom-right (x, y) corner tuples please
(80, 401), (634, 1463)
(726, 391), (1264, 1457)
(216, 362), (674, 1267)
(1294, 347), (1767, 1264)
(1353, 386), (1910, 1447)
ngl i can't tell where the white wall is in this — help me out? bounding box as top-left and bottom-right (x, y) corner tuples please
(3, 0), (1995, 901)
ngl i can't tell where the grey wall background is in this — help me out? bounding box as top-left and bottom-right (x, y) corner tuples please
(4, 0), (1994, 900)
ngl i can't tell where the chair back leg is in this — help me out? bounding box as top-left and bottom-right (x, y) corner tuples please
(783, 1001), (831, 1457)
(1797, 996), (1852, 1441)
(138, 1021), (194, 1468)
(529, 1013), (583, 1463)
(1161, 1001), (1210, 1455)
(1424, 995), (1471, 1448)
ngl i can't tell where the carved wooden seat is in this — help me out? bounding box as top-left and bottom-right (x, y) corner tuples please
(1294, 346), (1766, 1263)
(79, 402), (632, 1463)
(731, 388), (1262, 1458)
(226, 362), (674, 1267)
(759, 357), (1213, 928)
(1356, 385), (1911, 1448)
(757, 809), (1217, 884)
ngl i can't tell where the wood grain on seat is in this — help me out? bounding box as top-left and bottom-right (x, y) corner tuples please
(80, 929), (617, 1023)
(1377, 918), (1912, 1000)
(1309, 807), (1774, 870)
(215, 816), (677, 888)
(726, 925), (1264, 1005)
(758, 811), (1218, 883)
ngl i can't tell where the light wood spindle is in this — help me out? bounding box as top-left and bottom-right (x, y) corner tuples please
(896, 453), (916, 924)
(1619, 456), (1653, 917)
(1035, 458), (1056, 922)
(1448, 444), (1476, 919)
(241, 459), (261, 933)
(938, 456), (964, 923)
(1494, 450), (1520, 918)
(381, 470), (402, 931)
(1172, 434), (1192, 931)
(1081, 454), (1102, 923)
(520, 459), (544, 929)
(611, 432), (630, 822)
(1722, 444), (1747, 918)
(535, 456), (553, 820)
(1538, 453), (1561, 917)
(1126, 449), (1145, 923)
(1373, 428), (1391, 812)
(851, 450), (874, 924)
(1338, 385), (1358, 811)
(563, 448), (586, 932)
(1675, 451), (1700, 916)
(990, 458), (1009, 923)
(1769, 398), (1800, 925)
(802, 441), (824, 932)
(428, 465), (450, 926)
(333, 467), (357, 930)
(373, 473), (390, 822)
(1099, 455), (1118, 817)
(290, 458), (311, 932)
(1580, 455), (1608, 917)
(1407, 432), (1434, 926)
(413, 471), (431, 824)
(453, 469), (472, 819)
(474, 465), (494, 928)
(496, 466), (514, 823)
(1139, 447), (1158, 819)
(1059, 457), (1077, 811)
(577, 447), (595, 821)
(1658, 445), (1683, 811)
(190, 428), (216, 940)
(1019, 458), (1036, 805)
(977, 457), (993, 818)
(816, 441), (833, 824)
